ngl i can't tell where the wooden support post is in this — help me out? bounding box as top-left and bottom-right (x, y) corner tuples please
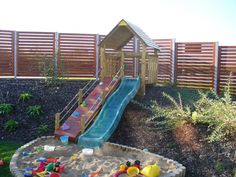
(154, 49), (159, 83)
(55, 113), (60, 130)
(139, 43), (146, 96)
(101, 47), (106, 81)
(102, 90), (107, 105)
(121, 51), (124, 77)
(80, 115), (86, 133)
(78, 89), (83, 106)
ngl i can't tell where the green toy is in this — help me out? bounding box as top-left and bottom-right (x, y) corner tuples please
(82, 101), (87, 107)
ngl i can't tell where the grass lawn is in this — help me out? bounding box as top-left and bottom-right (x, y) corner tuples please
(0, 141), (21, 177)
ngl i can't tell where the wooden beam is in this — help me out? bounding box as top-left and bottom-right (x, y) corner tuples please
(121, 51), (125, 77)
(138, 43), (147, 96)
(101, 47), (106, 80)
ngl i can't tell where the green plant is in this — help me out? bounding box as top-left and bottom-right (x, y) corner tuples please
(193, 85), (236, 142)
(233, 168), (236, 177)
(39, 54), (66, 86)
(0, 103), (13, 115)
(26, 105), (43, 118)
(19, 92), (32, 102)
(214, 160), (225, 174)
(37, 124), (49, 134)
(4, 119), (19, 132)
(150, 92), (192, 129)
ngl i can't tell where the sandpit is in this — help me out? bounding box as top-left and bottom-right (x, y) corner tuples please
(10, 136), (186, 177)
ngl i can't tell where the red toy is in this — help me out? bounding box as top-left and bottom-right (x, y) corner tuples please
(0, 159), (4, 166)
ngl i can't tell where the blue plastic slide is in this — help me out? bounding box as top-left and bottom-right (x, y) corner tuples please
(78, 77), (140, 148)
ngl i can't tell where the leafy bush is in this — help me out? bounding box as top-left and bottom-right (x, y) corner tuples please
(193, 87), (236, 142)
(150, 85), (236, 142)
(19, 92), (32, 102)
(4, 119), (19, 132)
(26, 105), (43, 118)
(0, 103), (13, 115)
(39, 55), (66, 87)
(37, 124), (49, 134)
(150, 92), (192, 129)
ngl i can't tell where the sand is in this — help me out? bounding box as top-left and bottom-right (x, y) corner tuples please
(12, 137), (185, 177)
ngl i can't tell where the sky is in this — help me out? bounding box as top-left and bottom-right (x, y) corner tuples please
(1, 0), (236, 45)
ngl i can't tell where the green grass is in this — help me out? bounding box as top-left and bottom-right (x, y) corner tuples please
(0, 141), (21, 177)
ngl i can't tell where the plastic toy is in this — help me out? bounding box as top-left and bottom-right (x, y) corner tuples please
(60, 135), (69, 145)
(22, 151), (32, 157)
(50, 173), (60, 177)
(82, 101), (87, 107)
(46, 157), (58, 163)
(35, 146), (44, 153)
(34, 162), (45, 173)
(70, 153), (78, 161)
(44, 145), (55, 152)
(54, 162), (60, 172)
(0, 159), (4, 166)
(36, 171), (48, 177)
(89, 168), (103, 177)
(37, 157), (46, 162)
(45, 163), (54, 171)
(127, 166), (139, 176)
(24, 167), (33, 177)
(140, 164), (161, 177)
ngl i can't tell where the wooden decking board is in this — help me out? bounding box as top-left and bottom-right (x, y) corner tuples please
(54, 77), (120, 142)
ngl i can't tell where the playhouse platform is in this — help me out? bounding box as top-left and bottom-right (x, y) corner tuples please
(54, 77), (120, 142)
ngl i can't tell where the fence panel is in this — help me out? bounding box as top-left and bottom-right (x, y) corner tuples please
(175, 42), (216, 89)
(59, 33), (96, 78)
(218, 46), (236, 94)
(153, 39), (173, 83)
(0, 30), (14, 76)
(17, 31), (55, 76)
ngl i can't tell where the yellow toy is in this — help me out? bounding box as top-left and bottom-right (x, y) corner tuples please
(127, 166), (140, 176)
(141, 164), (161, 177)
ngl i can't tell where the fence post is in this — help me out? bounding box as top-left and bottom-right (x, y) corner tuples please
(171, 38), (176, 83)
(213, 42), (219, 93)
(14, 31), (17, 79)
(95, 34), (100, 80)
(55, 113), (60, 131)
(55, 32), (59, 77)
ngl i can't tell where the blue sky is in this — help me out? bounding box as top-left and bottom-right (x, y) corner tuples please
(1, 0), (235, 45)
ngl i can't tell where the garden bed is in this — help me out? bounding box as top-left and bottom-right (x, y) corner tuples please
(0, 79), (235, 177)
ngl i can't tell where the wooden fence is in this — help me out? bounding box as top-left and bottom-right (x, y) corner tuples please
(218, 46), (236, 94)
(0, 30), (14, 76)
(174, 42), (216, 89)
(0, 29), (236, 94)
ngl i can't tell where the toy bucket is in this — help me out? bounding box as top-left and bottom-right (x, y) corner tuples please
(60, 135), (69, 145)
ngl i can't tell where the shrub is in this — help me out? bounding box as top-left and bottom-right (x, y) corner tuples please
(150, 92), (192, 129)
(26, 105), (43, 118)
(150, 84), (236, 142)
(19, 92), (32, 102)
(193, 87), (236, 142)
(39, 54), (66, 87)
(37, 124), (49, 134)
(4, 119), (19, 132)
(0, 103), (13, 115)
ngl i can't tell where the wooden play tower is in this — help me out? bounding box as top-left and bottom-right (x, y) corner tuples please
(99, 19), (160, 95)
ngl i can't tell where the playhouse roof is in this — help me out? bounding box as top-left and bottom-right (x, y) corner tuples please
(99, 19), (160, 51)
